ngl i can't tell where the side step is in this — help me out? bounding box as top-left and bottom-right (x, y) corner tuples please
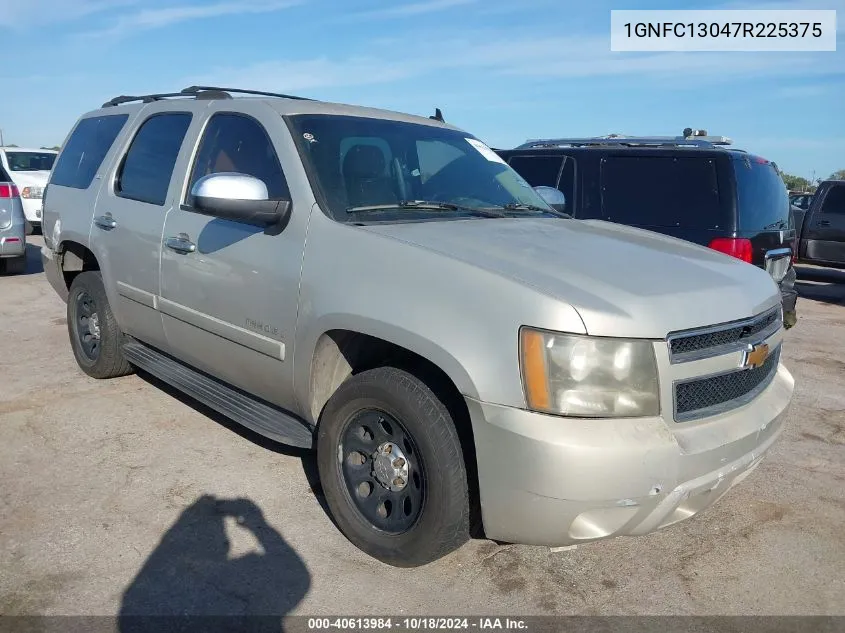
(122, 341), (315, 449)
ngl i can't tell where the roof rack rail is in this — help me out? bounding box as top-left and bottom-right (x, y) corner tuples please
(180, 85), (314, 101)
(102, 85), (314, 108)
(517, 135), (733, 150)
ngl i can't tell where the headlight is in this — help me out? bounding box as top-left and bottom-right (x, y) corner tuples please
(520, 327), (660, 418)
(21, 186), (44, 199)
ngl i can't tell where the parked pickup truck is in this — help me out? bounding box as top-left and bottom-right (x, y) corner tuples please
(41, 86), (794, 567)
(792, 179), (845, 269)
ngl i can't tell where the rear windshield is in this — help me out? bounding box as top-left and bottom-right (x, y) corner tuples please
(735, 157), (790, 231)
(600, 155), (728, 229)
(6, 151), (56, 171)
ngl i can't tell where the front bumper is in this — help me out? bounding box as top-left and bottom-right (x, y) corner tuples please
(468, 363), (794, 546)
(41, 246), (68, 302)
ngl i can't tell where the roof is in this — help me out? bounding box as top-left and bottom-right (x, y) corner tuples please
(92, 86), (460, 132)
(0, 146), (58, 153)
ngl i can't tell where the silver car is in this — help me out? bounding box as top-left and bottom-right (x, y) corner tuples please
(41, 87), (794, 567)
(0, 163), (26, 274)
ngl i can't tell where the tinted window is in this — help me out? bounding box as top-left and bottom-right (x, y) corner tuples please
(50, 115), (128, 189)
(116, 113), (192, 206)
(6, 151), (56, 172)
(820, 185), (845, 215)
(417, 140), (464, 183)
(188, 113), (288, 203)
(735, 158), (790, 230)
(506, 155), (563, 188)
(601, 156), (726, 229)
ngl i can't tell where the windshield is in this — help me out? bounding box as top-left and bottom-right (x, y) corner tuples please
(5, 151), (57, 172)
(735, 157), (790, 231)
(288, 114), (554, 221)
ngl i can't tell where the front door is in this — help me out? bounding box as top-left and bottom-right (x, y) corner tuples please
(159, 101), (307, 408)
(89, 106), (197, 349)
(803, 183), (845, 266)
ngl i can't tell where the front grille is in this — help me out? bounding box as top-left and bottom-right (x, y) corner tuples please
(674, 345), (781, 421)
(668, 308), (780, 361)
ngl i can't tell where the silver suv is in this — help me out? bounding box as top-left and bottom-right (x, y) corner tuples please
(41, 86), (794, 567)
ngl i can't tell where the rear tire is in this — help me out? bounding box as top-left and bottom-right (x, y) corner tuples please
(317, 366), (469, 567)
(67, 271), (134, 379)
(1, 255), (26, 275)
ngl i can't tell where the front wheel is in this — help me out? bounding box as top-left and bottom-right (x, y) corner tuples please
(317, 367), (469, 567)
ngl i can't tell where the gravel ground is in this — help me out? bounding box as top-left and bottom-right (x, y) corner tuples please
(1, 237), (843, 616)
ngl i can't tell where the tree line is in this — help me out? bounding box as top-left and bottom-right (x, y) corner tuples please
(781, 169), (845, 192)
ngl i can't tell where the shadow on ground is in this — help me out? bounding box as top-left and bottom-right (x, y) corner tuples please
(795, 266), (845, 307)
(119, 494), (310, 632)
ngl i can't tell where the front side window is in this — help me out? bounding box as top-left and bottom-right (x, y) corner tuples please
(288, 114), (555, 222)
(116, 113), (192, 206)
(820, 185), (845, 215)
(50, 114), (128, 189)
(6, 151), (57, 172)
(187, 113), (288, 204)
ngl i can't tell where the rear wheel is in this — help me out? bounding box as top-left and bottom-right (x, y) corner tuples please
(67, 271), (133, 379)
(317, 367), (469, 567)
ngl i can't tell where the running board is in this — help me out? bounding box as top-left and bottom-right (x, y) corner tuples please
(122, 341), (314, 449)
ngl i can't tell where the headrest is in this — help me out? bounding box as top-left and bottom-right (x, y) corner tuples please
(343, 144), (386, 179)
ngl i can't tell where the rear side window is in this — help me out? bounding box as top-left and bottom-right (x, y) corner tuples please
(600, 156), (726, 229)
(116, 113), (192, 206)
(820, 185), (845, 215)
(50, 114), (128, 189)
(735, 158), (790, 230)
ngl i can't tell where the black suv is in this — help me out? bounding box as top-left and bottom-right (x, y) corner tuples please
(496, 134), (798, 328)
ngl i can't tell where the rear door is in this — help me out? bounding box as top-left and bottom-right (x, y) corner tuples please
(90, 104), (199, 349)
(801, 183), (845, 267)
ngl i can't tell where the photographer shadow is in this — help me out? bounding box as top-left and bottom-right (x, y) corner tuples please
(119, 495), (310, 633)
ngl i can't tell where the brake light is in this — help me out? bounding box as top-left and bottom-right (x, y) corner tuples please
(0, 183), (20, 198)
(709, 237), (753, 263)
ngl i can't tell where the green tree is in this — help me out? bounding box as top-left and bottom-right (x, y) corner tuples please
(828, 169), (845, 181)
(780, 172), (812, 191)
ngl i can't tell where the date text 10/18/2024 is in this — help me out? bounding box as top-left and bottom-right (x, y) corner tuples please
(307, 618), (528, 631)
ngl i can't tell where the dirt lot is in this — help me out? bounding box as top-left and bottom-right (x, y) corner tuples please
(1, 237), (844, 616)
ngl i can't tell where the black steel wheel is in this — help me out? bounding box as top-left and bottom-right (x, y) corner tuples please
(317, 366), (469, 567)
(67, 271), (133, 379)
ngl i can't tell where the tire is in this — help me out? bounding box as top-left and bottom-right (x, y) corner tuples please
(317, 366), (469, 567)
(67, 271), (134, 379)
(1, 255), (26, 275)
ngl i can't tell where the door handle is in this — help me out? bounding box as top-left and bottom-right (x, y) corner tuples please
(94, 213), (116, 230)
(817, 220), (831, 227)
(165, 234), (196, 254)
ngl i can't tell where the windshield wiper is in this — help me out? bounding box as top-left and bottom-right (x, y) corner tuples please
(346, 200), (503, 218)
(500, 202), (571, 218)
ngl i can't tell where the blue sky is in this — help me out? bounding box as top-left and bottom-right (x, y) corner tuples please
(1, 0), (842, 180)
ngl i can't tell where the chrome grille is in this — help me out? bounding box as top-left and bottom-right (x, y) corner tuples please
(674, 345), (781, 421)
(668, 307), (780, 363)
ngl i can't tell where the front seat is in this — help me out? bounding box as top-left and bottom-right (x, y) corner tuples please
(342, 145), (397, 208)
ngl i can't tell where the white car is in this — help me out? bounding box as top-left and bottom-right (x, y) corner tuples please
(0, 147), (58, 234)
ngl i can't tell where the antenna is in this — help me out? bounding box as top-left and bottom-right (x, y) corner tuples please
(430, 108), (444, 122)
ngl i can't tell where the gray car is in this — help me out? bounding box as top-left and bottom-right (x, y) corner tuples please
(0, 163), (27, 274)
(41, 86), (794, 567)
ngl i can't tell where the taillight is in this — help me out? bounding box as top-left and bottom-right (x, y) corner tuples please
(0, 183), (20, 198)
(708, 237), (753, 263)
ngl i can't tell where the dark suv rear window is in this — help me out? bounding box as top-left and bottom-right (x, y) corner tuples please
(50, 114), (129, 189)
(735, 158), (791, 231)
(600, 155), (727, 230)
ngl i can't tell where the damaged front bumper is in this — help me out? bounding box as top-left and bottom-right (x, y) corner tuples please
(467, 364), (794, 546)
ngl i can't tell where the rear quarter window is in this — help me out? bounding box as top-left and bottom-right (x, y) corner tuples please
(600, 155), (727, 229)
(735, 157), (790, 230)
(50, 114), (129, 189)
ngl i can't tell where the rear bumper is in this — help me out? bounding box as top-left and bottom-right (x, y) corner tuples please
(20, 197), (43, 224)
(468, 364), (794, 546)
(0, 234), (26, 257)
(41, 246), (68, 302)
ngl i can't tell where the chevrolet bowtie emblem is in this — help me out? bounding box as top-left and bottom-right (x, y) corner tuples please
(743, 343), (770, 369)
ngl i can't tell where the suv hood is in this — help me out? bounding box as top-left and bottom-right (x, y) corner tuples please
(360, 218), (780, 339)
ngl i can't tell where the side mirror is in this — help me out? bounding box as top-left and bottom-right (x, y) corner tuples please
(533, 186), (567, 214)
(189, 173), (290, 227)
